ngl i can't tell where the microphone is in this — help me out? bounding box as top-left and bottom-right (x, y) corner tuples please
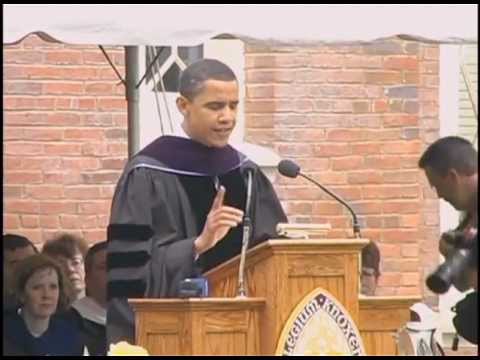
(278, 159), (300, 178)
(278, 159), (361, 238)
(237, 164), (255, 297)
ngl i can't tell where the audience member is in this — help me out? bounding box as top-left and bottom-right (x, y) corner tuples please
(360, 240), (381, 296)
(42, 233), (88, 301)
(71, 241), (107, 355)
(3, 234), (38, 310)
(3, 254), (84, 356)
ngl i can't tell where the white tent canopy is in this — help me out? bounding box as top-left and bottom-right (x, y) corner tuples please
(4, 4), (477, 158)
(4, 4), (478, 47)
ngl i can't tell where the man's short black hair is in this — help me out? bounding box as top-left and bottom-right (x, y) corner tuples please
(84, 241), (107, 275)
(179, 58), (237, 100)
(418, 136), (477, 176)
(362, 240), (381, 278)
(3, 233), (38, 253)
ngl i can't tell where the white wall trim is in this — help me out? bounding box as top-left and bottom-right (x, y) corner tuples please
(439, 45), (460, 138)
(437, 44), (473, 345)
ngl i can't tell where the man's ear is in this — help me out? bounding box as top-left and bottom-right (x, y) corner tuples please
(447, 168), (460, 183)
(176, 96), (190, 118)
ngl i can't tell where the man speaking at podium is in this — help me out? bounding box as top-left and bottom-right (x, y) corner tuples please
(107, 59), (287, 344)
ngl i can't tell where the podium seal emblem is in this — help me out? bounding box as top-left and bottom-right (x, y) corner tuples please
(276, 287), (365, 356)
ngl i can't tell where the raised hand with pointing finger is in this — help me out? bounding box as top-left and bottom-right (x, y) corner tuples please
(194, 186), (244, 255)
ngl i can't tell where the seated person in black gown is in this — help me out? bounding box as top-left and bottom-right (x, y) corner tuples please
(71, 241), (107, 355)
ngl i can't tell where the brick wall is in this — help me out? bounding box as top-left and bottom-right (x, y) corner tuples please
(3, 36), (442, 300)
(3, 35), (128, 248)
(244, 39), (440, 299)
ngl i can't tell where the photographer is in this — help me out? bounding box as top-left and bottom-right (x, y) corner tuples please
(418, 136), (477, 344)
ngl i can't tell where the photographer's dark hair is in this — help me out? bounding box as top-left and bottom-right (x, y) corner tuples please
(418, 136), (477, 176)
(179, 59), (237, 101)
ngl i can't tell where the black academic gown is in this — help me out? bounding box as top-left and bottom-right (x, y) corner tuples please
(107, 136), (287, 344)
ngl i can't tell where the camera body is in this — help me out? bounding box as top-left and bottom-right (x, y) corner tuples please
(426, 231), (477, 294)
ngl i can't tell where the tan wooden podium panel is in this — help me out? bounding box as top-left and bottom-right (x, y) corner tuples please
(359, 295), (422, 355)
(129, 298), (265, 355)
(130, 238), (418, 355)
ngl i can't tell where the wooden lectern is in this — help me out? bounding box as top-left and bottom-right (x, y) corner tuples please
(129, 239), (420, 355)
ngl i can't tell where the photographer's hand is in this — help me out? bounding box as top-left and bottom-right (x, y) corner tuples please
(439, 228), (477, 257)
(439, 232), (456, 259)
(438, 228), (478, 292)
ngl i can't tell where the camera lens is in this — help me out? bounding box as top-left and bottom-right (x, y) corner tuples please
(426, 249), (471, 294)
(426, 265), (452, 294)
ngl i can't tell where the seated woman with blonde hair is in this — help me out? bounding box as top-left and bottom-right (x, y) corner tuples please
(3, 254), (84, 356)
